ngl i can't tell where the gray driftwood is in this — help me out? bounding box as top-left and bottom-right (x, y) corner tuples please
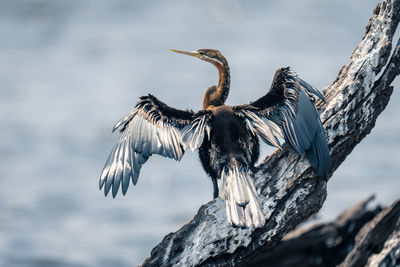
(142, 1), (400, 266)
(246, 196), (400, 267)
(339, 198), (400, 267)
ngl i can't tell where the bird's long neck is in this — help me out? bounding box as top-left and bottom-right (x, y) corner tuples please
(203, 58), (230, 110)
(216, 60), (230, 102)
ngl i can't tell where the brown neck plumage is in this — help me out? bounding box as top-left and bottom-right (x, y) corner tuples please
(202, 57), (230, 110)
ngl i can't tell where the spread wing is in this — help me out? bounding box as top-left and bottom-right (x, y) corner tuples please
(100, 94), (211, 197)
(234, 67), (332, 179)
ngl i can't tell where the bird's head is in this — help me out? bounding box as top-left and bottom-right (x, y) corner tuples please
(169, 48), (230, 110)
(169, 48), (227, 68)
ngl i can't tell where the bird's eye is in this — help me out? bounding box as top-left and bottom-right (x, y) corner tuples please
(198, 51), (205, 55)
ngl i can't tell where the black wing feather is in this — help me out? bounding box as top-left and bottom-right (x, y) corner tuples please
(235, 67), (332, 179)
(113, 94), (194, 133)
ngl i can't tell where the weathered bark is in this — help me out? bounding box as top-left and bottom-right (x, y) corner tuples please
(142, 1), (400, 266)
(339, 199), (400, 267)
(363, 217), (400, 267)
(246, 196), (400, 267)
(245, 196), (380, 267)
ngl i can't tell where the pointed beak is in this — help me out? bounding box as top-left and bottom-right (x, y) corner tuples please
(169, 49), (201, 58)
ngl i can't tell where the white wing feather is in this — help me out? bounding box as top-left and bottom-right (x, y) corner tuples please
(100, 107), (210, 197)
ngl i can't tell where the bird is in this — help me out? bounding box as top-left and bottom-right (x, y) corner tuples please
(99, 48), (332, 228)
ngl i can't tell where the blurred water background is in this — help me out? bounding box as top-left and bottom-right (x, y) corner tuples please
(0, 0), (399, 266)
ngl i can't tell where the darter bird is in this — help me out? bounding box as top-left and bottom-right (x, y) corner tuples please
(99, 49), (332, 228)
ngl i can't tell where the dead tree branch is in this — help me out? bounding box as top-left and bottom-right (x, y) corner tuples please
(246, 196), (400, 267)
(339, 198), (400, 267)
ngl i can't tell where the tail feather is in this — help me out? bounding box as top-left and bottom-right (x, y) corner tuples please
(220, 165), (265, 228)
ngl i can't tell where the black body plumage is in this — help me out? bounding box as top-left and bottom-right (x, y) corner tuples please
(199, 106), (260, 199)
(99, 49), (332, 228)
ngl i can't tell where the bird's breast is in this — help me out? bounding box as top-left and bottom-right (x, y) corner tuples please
(209, 105), (248, 153)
